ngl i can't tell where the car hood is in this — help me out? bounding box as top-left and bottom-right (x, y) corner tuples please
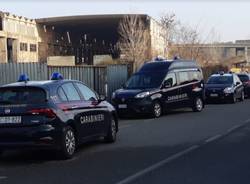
(205, 84), (232, 89)
(114, 88), (153, 98)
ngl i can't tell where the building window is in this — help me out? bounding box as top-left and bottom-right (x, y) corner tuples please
(30, 44), (37, 52)
(20, 42), (28, 51)
(0, 17), (2, 30)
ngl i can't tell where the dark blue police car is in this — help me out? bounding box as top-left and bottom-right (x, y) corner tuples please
(205, 73), (244, 103)
(112, 59), (205, 118)
(0, 73), (118, 159)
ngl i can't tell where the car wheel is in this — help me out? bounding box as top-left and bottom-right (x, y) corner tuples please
(231, 94), (237, 104)
(192, 97), (203, 112)
(240, 91), (244, 101)
(105, 117), (117, 143)
(152, 101), (162, 118)
(60, 126), (76, 159)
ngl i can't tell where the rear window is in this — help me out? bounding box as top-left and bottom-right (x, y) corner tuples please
(237, 74), (249, 82)
(0, 87), (46, 104)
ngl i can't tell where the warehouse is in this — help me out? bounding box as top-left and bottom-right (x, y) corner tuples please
(0, 12), (166, 65)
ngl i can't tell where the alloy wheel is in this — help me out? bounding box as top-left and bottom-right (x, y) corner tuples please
(153, 102), (162, 118)
(65, 129), (76, 156)
(196, 98), (203, 111)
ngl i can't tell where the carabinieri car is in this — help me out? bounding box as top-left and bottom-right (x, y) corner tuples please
(112, 59), (205, 118)
(0, 73), (118, 159)
(205, 72), (244, 103)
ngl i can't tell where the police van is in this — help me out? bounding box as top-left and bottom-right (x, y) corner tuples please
(0, 73), (118, 159)
(112, 59), (205, 118)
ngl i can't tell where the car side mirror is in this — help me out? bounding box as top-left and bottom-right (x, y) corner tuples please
(162, 81), (172, 89)
(98, 95), (106, 102)
(121, 83), (126, 88)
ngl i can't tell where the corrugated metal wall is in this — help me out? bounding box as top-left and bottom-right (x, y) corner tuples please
(107, 65), (128, 101)
(47, 66), (96, 89)
(0, 63), (128, 101)
(47, 66), (107, 95)
(0, 63), (47, 85)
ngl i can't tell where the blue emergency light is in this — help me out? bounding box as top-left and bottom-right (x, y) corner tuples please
(18, 74), (29, 82)
(51, 72), (64, 80)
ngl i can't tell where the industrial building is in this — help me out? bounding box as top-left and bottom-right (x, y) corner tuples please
(0, 12), (166, 65)
(0, 12), (40, 63)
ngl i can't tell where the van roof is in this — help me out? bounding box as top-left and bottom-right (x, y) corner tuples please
(139, 60), (199, 72)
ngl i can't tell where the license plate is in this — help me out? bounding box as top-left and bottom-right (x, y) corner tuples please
(0, 116), (22, 124)
(118, 104), (127, 109)
(210, 93), (218, 97)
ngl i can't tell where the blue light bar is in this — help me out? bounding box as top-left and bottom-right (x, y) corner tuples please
(18, 74), (29, 82)
(51, 72), (64, 80)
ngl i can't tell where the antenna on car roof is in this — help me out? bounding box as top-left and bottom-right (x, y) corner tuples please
(173, 55), (179, 60)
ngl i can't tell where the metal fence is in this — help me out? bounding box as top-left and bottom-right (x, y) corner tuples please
(107, 65), (128, 101)
(0, 63), (128, 101)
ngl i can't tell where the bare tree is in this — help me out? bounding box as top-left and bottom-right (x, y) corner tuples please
(160, 13), (177, 58)
(170, 23), (202, 60)
(118, 15), (150, 71)
(167, 21), (222, 66)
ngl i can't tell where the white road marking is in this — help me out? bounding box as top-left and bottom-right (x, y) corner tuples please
(227, 124), (243, 133)
(116, 117), (250, 184)
(116, 145), (199, 184)
(205, 134), (222, 143)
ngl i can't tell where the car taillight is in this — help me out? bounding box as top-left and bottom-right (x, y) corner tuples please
(28, 108), (56, 118)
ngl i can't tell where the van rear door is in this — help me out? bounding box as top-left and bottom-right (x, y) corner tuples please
(177, 70), (203, 107)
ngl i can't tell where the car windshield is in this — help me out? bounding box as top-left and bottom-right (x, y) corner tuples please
(125, 72), (165, 89)
(0, 87), (46, 104)
(237, 75), (249, 82)
(207, 76), (233, 84)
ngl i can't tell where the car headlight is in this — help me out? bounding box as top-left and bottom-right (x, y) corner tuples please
(224, 87), (234, 94)
(112, 92), (116, 99)
(135, 91), (150, 98)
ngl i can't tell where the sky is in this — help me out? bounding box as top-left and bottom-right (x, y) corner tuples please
(1, 0), (250, 42)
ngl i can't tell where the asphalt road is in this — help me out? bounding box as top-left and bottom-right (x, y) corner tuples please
(0, 99), (250, 184)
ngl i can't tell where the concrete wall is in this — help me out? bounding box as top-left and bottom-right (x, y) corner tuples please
(93, 55), (113, 65)
(0, 12), (40, 63)
(0, 37), (7, 63)
(47, 56), (75, 66)
(149, 18), (166, 58)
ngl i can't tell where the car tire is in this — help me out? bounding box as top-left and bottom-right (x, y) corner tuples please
(104, 117), (117, 143)
(192, 97), (203, 112)
(151, 101), (162, 118)
(59, 126), (76, 159)
(240, 91), (244, 101)
(231, 94), (237, 104)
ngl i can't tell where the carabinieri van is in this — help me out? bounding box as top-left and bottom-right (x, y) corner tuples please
(112, 59), (205, 118)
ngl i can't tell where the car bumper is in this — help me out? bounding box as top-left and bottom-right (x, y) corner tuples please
(112, 98), (153, 116)
(205, 92), (234, 101)
(0, 124), (62, 149)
